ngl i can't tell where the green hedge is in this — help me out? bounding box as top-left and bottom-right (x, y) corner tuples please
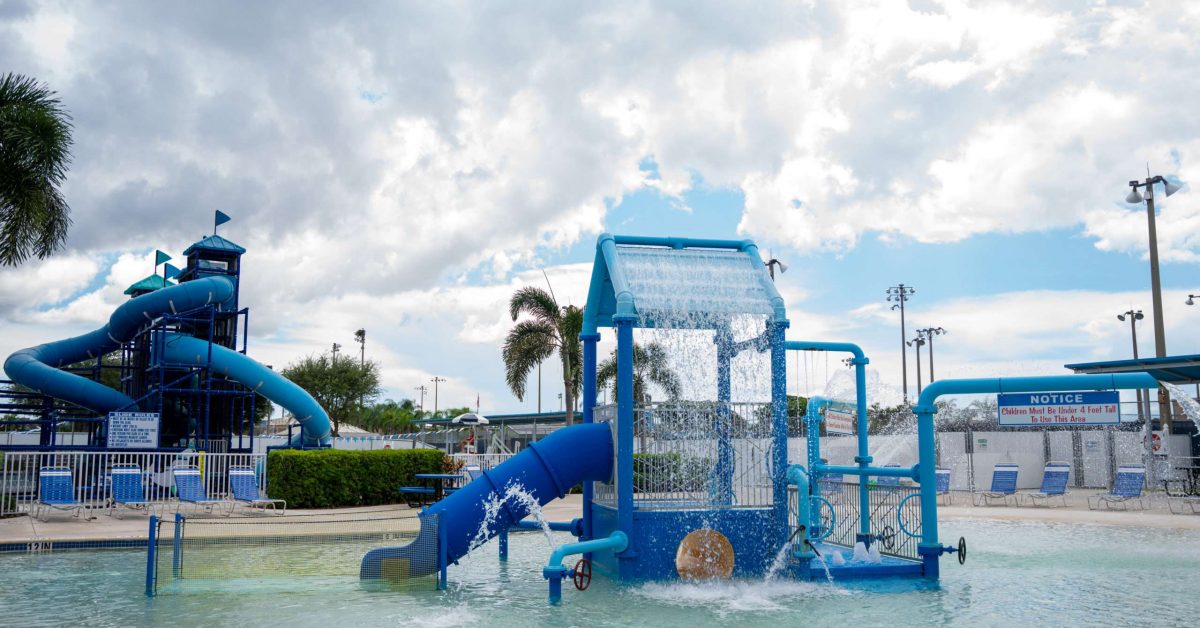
(266, 448), (446, 509)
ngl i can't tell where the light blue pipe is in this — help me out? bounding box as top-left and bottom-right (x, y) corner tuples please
(4, 276), (235, 413)
(819, 464), (916, 479)
(910, 372), (1160, 578)
(542, 531), (628, 604)
(786, 465), (814, 563)
(159, 333), (331, 446)
(786, 341), (871, 542)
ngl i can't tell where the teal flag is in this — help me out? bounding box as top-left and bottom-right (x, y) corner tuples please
(163, 263), (181, 279)
(214, 210), (231, 231)
(154, 250), (171, 266)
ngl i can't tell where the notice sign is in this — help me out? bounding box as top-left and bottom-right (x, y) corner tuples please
(824, 408), (855, 435)
(997, 391), (1120, 427)
(107, 412), (160, 449)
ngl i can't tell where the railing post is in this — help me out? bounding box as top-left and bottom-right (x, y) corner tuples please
(615, 317), (635, 577)
(581, 332), (599, 545)
(145, 515), (158, 596)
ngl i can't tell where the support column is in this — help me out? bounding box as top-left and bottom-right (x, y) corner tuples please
(913, 404), (940, 578)
(770, 321), (789, 547)
(854, 356), (872, 544)
(615, 318), (636, 576)
(580, 332), (600, 543)
(715, 327), (733, 506)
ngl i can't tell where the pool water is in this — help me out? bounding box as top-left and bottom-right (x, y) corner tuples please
(3, 518), (1198, 627)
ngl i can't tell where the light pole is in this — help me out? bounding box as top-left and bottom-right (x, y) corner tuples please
(331, 342), (341, 359)
(430, 376), (446, 416)
(414, 385), (427, 412)
(354, 328), (365, 367)
(1117, 310), (1149, 424)
(907, 334), (926, 395)
(915, 327), (946, 382)
(1126, 172), (1184, 432)
(886, 284), (916, 403)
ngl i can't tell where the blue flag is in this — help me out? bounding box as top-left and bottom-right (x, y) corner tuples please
(163, 263), (181, 279)
(154, 250), (171, 267)
(215, 210), (231, 231)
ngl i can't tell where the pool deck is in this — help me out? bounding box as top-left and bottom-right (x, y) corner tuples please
(1, 489), (1197, 548)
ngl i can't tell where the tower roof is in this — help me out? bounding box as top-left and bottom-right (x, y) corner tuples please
(183, 234), (246, 256)
(123, 274), (175, 295)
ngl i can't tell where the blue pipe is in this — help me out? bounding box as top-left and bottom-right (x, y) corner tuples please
(818, 464), (916, 479)
(910, 372), (1160, 578)
(785, 465), (814, 562)
(785, 340), (872, 542)
(542, 531), (629, 604)
(514, 518), (583, 536)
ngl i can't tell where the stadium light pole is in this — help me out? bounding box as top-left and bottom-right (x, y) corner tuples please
(1126, 172), (1184, 432)
(1117, 310), (1150, 426)
(886, 284), (916, 403)
(430, 377), (446, 416)
(916, 327), (946, 382)
(907, 334), (926, 395)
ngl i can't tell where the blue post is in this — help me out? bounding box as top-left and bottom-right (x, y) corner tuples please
(438, 512), (448, 590)
(804, 397), (830, 483)
(172, 512), (183, 578)
(498, 525), (508, 561)
(581, 332), (599, 544)
(770, 321), (789, 547)
(714, 326), (733, 506)
(615, 317), (635, 576)
(145, 515), (158, 597)
(786, 465), (814, 563)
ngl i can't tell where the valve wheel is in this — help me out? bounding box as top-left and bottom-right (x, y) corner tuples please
(881, 525), (896, 550)
(573, 558), (592, 591)
(957, 537), (967, 565)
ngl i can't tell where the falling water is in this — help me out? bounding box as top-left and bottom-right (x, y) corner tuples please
(1160, 382), (1200, 426)
(467, 482), (556, 555)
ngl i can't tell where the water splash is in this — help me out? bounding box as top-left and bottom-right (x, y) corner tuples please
(1160, 382), (1200, 426)
(813, 552), (833, 583)
(466, 481), (555, 555)
(764, 541), (793, 581)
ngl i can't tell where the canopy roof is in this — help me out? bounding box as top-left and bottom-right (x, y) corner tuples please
(183, 234), (246, 256)
(582, 234), (786, 333)
(1065, 354), (1200, 384)
(123, 274), (175, 295)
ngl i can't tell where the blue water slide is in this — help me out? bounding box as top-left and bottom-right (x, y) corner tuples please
(158, 333), (331, 446)
(361, 421), (614, 579)
(3, 276), (236, 413)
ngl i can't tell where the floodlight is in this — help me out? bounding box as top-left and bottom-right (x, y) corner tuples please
(1125, 187), (1144, 204)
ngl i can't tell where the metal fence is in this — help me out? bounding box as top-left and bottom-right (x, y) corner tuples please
(793, 479), (922, 561)
(0, 451), (266, 517)
(451, 453), (514, 470)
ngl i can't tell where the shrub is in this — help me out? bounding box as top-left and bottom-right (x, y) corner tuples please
(266, 448), (446, 509)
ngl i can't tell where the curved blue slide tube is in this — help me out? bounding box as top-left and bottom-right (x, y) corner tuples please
(4, 276), (236, 413)
(361, 421), (614, 579)
(4, 275), (331, 446)
(159, 333), (331, 446)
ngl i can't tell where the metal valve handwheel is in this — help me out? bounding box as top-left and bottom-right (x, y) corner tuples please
(573, 558), (592, 591)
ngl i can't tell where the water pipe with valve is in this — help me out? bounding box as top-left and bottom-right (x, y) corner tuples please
(542, 531), (628, 604)
(786, 465), (816, 566)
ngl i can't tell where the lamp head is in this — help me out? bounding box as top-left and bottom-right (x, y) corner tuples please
(1188, 295), (1196, 306)
(1125, 186), (1144, 204)
(1117, 313), (1125, 321)
(1135, 311), (1144, 320)
(1164, 179), (1182, 197)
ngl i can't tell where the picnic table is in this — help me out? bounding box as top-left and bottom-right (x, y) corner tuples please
(399, 473), (464, 507)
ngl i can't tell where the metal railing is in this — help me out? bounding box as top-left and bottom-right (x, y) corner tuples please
(799, 479), (922, 561)
(452, 453), (515, 470)
(1, 451), (266, 516)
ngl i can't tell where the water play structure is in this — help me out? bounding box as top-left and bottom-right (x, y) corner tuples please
(355, 233), (1170, 604)
(2, 221), (330, 451)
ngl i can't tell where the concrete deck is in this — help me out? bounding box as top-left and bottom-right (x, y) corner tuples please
(2, 489), (1198, 548)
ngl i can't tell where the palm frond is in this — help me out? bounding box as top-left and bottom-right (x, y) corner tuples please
(501, 320), (557, 401)
(508, 286), (560, 324)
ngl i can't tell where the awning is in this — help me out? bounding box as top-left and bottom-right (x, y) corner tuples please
(1064, 354), (1200, 384)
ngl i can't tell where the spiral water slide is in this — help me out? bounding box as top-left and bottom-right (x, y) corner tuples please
(3, 276), (330, 446)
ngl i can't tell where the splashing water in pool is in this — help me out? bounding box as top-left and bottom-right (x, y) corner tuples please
(468, 482), (555, 554)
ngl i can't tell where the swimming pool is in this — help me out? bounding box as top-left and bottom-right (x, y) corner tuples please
(3, 518), (1197, 627)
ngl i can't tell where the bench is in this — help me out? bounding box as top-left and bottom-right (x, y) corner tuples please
(398, 486), (436, 507)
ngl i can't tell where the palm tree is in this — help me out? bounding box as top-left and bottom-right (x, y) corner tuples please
(0, 73), (73, 266)
(597, 341), (682, 405)
(502, 286), (582, 425)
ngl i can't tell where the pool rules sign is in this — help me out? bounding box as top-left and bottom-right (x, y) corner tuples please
(997, 391), (1120, 427)
(107, 412), (161, 448)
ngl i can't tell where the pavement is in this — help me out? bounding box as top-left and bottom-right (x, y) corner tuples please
(2, 489), (1198, 547)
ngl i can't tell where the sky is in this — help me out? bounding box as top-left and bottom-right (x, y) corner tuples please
(1, 0), (1199, 415)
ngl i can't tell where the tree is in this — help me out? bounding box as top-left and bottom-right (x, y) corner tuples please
(502, 286), (582, 424)
(596, 341), (682, 405)
(0, 73), (73, 266)
(281, 352), (381, 437)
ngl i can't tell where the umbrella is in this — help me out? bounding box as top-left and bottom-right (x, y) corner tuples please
(451, 412), (489, 425)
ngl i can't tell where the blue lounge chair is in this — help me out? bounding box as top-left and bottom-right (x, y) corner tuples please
(936, 468), (952, 505)
(109, 464), (155, 518)
(35, 467), (91, 522)
(229, 466), (286, 514)
(1021, 461), (1071, 507)
(172, 466), (230, 516)
(972, 463), (1019, 506)
(1089, 465), (1147, 511)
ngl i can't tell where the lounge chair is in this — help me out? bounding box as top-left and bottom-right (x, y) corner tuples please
(35, 467), (91, 522)
(1088, 465), (1148, 511)
(972, 463), (1019, 506)
(1020, 461), (1071, 507)
(229, 466), (286, 514)
(109, 465), (155, 518)
(1167, 493), (1200, 514)
(171, 466), (230, 516)
(936, 468), (952, 505)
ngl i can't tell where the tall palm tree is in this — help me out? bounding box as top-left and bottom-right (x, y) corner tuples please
(502, 286), (582, 425)
(0, 73), (73, 266)
(597, 341), (682, 405)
